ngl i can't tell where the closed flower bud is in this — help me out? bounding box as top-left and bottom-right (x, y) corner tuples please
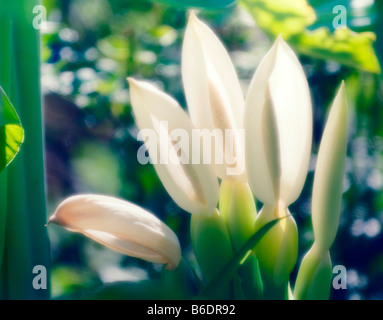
(48, 194), (181, 270)
(128, 78), (219, 216)
(312, 83), (348, 253)
(182, 12), (246, 180)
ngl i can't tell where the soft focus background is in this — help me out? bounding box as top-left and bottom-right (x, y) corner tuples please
(42, 0), (383, 299)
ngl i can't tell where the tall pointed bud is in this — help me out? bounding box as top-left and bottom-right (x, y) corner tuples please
(48, 194), (181, 270)
(128, 78), (219, 216)
(244, 36), (312, 298)
(219, 180), (263, 299)
(311, 82), (348, 253)
(182, 12), (246, 180)
(245, 36), (312, 207)
(295, 83), (348, 300)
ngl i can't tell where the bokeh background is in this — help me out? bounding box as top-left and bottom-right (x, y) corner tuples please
(42, 0), (383, 299)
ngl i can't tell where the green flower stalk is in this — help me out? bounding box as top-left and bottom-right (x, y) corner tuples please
(0, 0), (49, 299)
(219, 180), (262, 299)
(294, 82), (348, 300)
(191, 209), (233, 298)
(244, 36), (313, 299)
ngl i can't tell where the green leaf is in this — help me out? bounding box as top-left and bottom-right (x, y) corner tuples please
(294, 245), (332, 300)
(154, 0), (236, 9)
(0, 86), (24, 172)
(195, 216), (284, 299)
(240, 0), (381, 73)
(240, 0), (316, 39)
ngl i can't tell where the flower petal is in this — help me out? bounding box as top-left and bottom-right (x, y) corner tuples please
(128, 78), (219, 215)
(245, 36), (312, 206)
(182, 12), (246, 180)
(312, 83), (347, 252)
(48, 194), (181, 270)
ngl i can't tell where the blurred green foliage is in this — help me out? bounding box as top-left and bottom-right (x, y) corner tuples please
(156, 0), (236, 9)
(42, 0), (383, 300)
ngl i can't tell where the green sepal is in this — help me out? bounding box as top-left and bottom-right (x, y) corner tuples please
(253, 206), (298, 299)
(238, 254), (263, 300)
(294, 244), (332, 300)
(219, 180), (257, 251)
(196, 217), (282, 299)
(191, 209), (233, 298)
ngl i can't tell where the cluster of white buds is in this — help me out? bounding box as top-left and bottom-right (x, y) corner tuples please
(48, 12), (347, 300)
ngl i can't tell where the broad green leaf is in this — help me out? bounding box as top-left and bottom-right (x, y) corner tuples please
(240, 0), (381, 73)
(155, 0), (236, 9)
(0, 86), (24, 172)
(290, 28), (380, 74)
(240, 0), (316, 39)
(195, 216), (283, 299)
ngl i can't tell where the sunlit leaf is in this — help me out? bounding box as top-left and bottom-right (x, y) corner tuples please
(240, 0), (381, 73)
(0, 86), (24, 172)
(292, 27), (380, 74)
(240, 0), (316, 39)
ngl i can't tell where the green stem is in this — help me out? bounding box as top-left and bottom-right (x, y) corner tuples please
(0, 0), (50, 299)
(238, 254), (263, 299)
(259, 269), (288, 300)
(11, 2), (50, 299)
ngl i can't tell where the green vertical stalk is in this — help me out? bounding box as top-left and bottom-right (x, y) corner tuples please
(0, 14), (12, 298)
(6, 154), (32, 299)
(219, 180), (263, 299)
(5, 25), (32, 299)
(11, 1), (50, 299)
(0, 0), (50, 299)
(376, 0), (383, 79)
(0, 169), (7, 299)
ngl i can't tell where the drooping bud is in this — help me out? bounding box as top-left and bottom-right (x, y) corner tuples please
(48, 194), (181, 270)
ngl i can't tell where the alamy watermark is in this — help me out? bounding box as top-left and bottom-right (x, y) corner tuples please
(333, 5), (347, 29)
(136, 122), (245, 176)
(333, 265), (347, 290)
(32, 265), (47, 290)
